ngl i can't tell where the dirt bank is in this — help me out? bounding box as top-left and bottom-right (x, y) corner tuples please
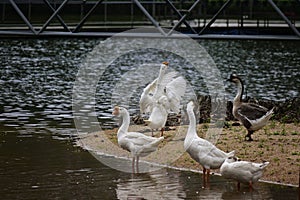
(78, 121), (299, 186)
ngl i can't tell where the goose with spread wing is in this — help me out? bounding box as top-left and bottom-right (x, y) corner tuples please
(140, 61), (186, 136)
(220, 156), (269, 190)
(184, 101), (235, 185)
(227, 74), (274, 141)
(112, 106), (164, 173)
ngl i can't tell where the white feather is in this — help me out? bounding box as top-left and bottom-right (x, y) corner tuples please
(113, 106), (164, 159)
(185, 101), (235, 170)
(221, 156), (269, 184)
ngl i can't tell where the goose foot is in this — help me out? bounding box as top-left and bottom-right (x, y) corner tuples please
(160, 128), (164, 137)
(245, 136), (253, 141)
(245, 132), (254, 141)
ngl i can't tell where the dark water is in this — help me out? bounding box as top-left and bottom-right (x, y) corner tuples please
(1, 133), (298, 200)
(0, 38), (299, 199)
(204, 40), (300, 101)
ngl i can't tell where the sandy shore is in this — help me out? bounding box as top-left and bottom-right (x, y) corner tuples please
(78, 121), (299, 186)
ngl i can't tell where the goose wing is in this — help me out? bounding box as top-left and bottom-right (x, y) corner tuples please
(160, 71), (178, 89)
(120, 132), (163, 155)
(152, 71), (178, 99)
(229, 161), (269, 174)
(237, 103), (269, 120)
(165, 76), (187, 113)
(140, 79), (157, 113)
(125, 132), (159, 145)
(193, 137), (227, 158)
(140, 71), (177, 113)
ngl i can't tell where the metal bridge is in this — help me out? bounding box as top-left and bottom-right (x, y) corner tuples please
(1, 0), (300, 39)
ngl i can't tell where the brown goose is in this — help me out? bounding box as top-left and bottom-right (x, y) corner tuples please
(227, 74), (274, 141)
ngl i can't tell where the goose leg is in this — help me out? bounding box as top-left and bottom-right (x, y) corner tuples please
(206, 169), (210, 183)
(202, 168), (207, 185)
(249, 181), (253, 192)
(237, 182), (241, 191)
(132, 157), (135, 174)
(160, 128), (164, 137)
(206, 169), (211, 188)
(245, 130), (254, 141)
(136, 156), (140, 173)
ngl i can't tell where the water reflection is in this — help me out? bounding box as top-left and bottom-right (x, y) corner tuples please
(1, 126), (299, 199)
(0, 132), (115, 199)
(116, 169), (186, 199)
(87, 152), (298, 200)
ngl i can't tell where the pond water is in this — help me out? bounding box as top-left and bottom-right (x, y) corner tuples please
(1, 132), (298, 199)
(0, 38), (299, 199)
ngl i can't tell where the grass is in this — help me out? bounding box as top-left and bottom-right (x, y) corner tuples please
(291, 131), (298, 135)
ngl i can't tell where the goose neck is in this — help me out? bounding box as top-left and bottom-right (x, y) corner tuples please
(154, 69), (165, 96)
(234, 80), (244, 103)
(157, 67), (165, 83)
(187, 108), (197, 138)
(118, 110), (130, 136)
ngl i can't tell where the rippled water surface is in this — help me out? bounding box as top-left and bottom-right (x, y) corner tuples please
(0, 38), (299, 199)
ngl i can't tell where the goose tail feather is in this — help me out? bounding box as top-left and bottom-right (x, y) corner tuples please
(260, 161), (270, 169)
(144, 120), (151, 125)
(227, 150), (235, 157)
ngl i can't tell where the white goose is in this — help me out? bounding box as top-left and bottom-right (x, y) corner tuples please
(184, 101), (235, 184)
(145, 96), (169, 136)
(112, 106), (164, 173)
(228, 74), (274, 141)
(140, 61), (186, 136)
(140, 61), (172, 114)
(220, 156), (269, 190)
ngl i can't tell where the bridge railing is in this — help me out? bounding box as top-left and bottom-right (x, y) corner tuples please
(0, 0), (299, 39)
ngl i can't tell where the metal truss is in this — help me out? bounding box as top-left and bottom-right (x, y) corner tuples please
(1, 0), (300, 39)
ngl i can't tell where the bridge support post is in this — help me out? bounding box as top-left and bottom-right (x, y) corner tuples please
(267, 0), (300, 37)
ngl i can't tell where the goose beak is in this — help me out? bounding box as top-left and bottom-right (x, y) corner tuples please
(162, 61), (169, 66)
(227, 78), (235, 83)
(112, 106), (119, 116)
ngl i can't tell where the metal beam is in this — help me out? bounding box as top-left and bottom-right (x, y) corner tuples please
(165, 0), (197, 34)
(8, 0), (36, 34)
(267, 0), (300, 37)
(74, 0), (104, 33)
(167, 0), (201, 36)
(43, 0), (71, 32)
(199, 0), (232, 35)
(132, 0), (166, 36)
(38, 0), (70, 34)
